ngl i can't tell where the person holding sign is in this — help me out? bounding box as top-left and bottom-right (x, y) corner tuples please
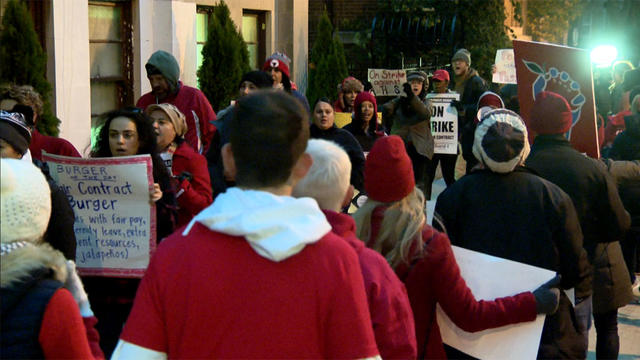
(310, 97), (365, 191)
(353, 136), (561, 360)
(425, 69), (458, 196)
(1, 159), (104, 359)
(146, 103), (212, 227)
(112, 91), (379, 359)
(86, 108), (177, 356)
(344, 91), (385, 152)
(381, 70), (434, 199)
(434, 109), (592, 359)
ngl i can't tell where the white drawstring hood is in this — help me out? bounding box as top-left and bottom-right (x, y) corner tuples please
(183, 187), (331, 262)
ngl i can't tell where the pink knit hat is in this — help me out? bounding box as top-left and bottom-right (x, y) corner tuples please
(365, 135), (415, 203)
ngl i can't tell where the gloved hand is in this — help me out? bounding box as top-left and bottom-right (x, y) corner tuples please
(533, 275), (561, 315)
(450, 99), (463, 112)
(65, 260), (94, 317)
(402, 82), (414, 99)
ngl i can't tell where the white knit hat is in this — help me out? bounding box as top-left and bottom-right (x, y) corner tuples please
(1, 158), (51, 244)
(472, 109), (530, 174)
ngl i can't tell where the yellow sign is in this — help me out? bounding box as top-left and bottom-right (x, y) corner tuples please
(334, 112), (382, 128)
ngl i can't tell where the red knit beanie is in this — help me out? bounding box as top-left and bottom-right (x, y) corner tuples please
(262, 52), (290, 79)
(530, 91), (572, 135)
(354, 91), (378, 121)
(475, 91), (504, 124)
(365, 135), (415, 203)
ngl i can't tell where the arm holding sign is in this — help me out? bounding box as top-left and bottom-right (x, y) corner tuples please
(404, 229), (541, 359)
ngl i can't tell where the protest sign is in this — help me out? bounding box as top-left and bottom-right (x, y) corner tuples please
(514, 40), (599, 157)
(436, 246), (555, 360)
(42, 153), (156, 278)
(427, 93), (460, 154)
(334, 111), (383, 129)
(493, 49), (517, 84)
(368, 69), (406, 96)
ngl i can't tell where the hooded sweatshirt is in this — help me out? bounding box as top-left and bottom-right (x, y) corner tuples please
(136, 51), (216, 154)
(184, 187), (331, 261)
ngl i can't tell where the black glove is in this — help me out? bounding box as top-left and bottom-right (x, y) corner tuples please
(533, 275), (561, 315)
(451, 99), (463, 112)
(402, 83), (414, 99)
(176, 171), (193, 182)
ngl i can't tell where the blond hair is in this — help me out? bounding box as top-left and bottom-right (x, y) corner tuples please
(353, 187), (426, 268)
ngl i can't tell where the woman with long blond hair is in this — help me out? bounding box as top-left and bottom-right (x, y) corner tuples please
(353, 135), (561, 359)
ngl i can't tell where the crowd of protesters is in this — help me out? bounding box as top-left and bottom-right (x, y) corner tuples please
(1, 44), (638, 360)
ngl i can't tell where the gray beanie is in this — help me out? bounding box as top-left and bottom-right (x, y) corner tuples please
(452, 48), (471, 66)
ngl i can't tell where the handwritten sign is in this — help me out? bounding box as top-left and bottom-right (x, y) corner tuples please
(493, 49), (517, 84)
(42, 153), (156, 278)
(334, 112), (383, 128)
(513, 40), (598, 158)
(368, 69), (406, 97)
(427, 93), (460, 154)
(437, 246), (554, 360)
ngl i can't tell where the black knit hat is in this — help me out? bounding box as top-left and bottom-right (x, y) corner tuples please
(0, 110), (31, 155)
(239, 71), (274, 89)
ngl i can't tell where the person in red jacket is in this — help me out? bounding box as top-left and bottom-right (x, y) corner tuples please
(136, 50), (216, 154)
(112, 91), (379, 359)
(146, 103), (212, 227)
(1, 159), (103, 359)
(353, 135), (562, 359)
(0, 84), (81, 160)
(292, 138), (417, 359)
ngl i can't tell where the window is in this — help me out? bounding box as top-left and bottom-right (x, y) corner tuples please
(196, 6), (213, 81)
(88, 1), (133, 142)
(242, 10), (266, 70)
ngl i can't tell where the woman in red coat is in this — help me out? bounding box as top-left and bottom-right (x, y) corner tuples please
(352, 135), (561, 359)
(146, 103), (212, 227)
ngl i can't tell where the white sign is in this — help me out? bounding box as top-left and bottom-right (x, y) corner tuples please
(43, 153), (156, 278)
(368, 69), (406, 96)
(427, 93), (459, 154)
(493, 49), (517, 84)
(436, 246), (555, 360)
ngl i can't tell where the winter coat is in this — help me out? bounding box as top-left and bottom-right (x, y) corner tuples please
(206, 105), (234, 198)
(434, 167), (592, 358)
(171, 141), (213, 227)
(599, 159), (640, 230)
(1, 245), (103, 359)
(382, 95), (434, 159)
(137, 69), (216, 154)
(310, 123), (365, 191)
(323, 210), (417, 359)
(29, 129), (81, 161)
(526, 134), (632, 313)
(608, 113), (640, 161)
(450, 68), (487, 163)
(368, 206), (537, 360)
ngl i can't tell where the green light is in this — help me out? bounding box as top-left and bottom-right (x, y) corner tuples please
(590, 45), (618, 67)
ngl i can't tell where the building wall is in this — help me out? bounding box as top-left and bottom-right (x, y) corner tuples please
(28, 0), (307, 152)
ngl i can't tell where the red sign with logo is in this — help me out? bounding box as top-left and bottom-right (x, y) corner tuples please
(513, 40), (599, 158)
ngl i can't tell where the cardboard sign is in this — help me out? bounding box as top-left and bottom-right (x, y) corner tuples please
(513, 40), (599, 158)
(437, 246), (554, 360)
(493, 49), (517, 84)
(334, 112), (383, 129)
(427, 93), (460, 154)
(43, 153), (156, 278)
(368, 69), (407, 97)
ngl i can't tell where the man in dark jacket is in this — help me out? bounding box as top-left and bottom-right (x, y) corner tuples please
(525, 91), (632, 360)
(137, 50), (216, 154)
(448, 48), (488, 174)
(434, 108), (592, 359)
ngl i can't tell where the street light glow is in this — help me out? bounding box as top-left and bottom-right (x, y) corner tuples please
(590, 45), (618, 67)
